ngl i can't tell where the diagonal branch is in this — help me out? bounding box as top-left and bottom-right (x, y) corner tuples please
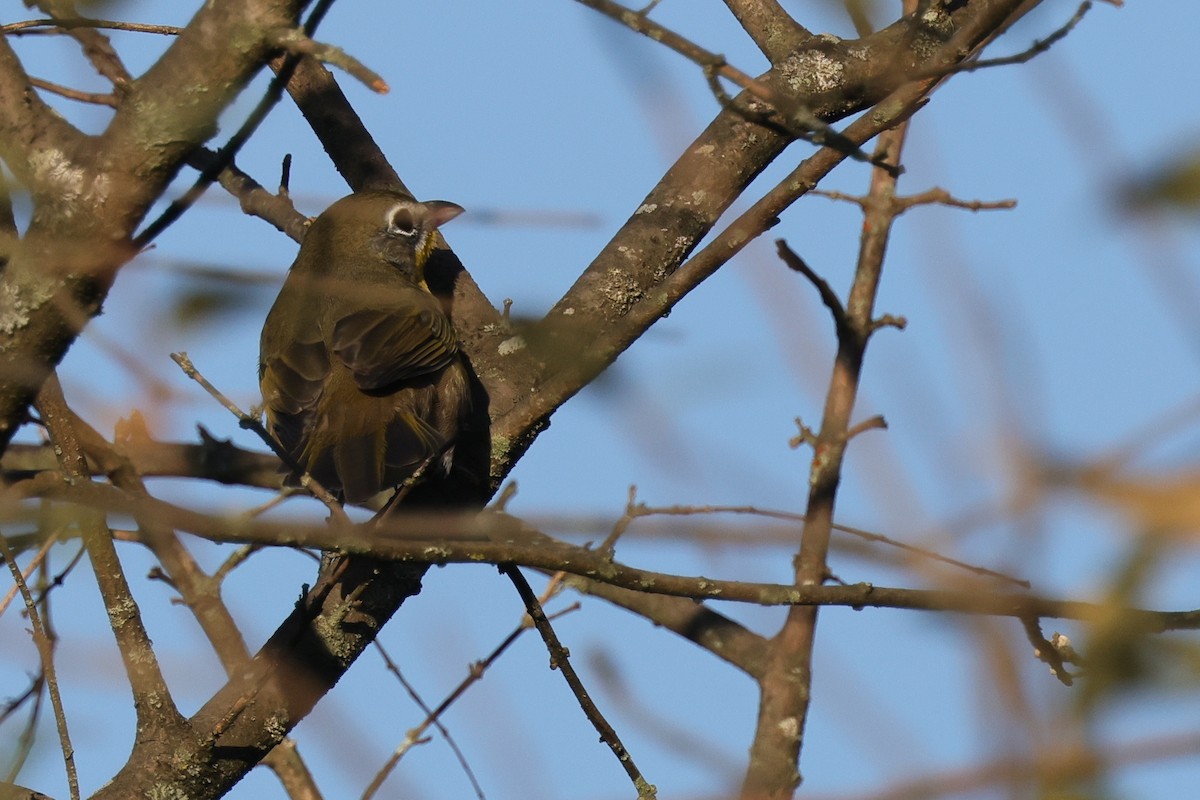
(0, 532), (78, 799)
(499, 0), (1050, 477)
(34, 375), (186, 737)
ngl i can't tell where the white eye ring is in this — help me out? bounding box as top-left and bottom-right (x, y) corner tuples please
(386, 203), (417, 237)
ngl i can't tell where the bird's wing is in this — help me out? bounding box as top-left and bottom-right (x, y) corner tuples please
(330, 303), (459, 391)
(259, 317), (330, 457)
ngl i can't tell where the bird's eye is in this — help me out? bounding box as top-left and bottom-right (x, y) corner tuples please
(388, 208), (417, 237)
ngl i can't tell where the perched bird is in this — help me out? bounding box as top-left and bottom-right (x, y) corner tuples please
(258, 191), (468, 504)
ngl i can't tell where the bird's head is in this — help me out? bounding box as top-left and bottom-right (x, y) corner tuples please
(305, 191), (464, 288)
(372, 196), (464, 286)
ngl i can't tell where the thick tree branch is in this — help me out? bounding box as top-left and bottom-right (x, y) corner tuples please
(722, 0), (812, 60)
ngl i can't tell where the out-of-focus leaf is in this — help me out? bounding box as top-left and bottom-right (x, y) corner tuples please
(167, 281), (270, 330)
(1121, 149), (1200, 213)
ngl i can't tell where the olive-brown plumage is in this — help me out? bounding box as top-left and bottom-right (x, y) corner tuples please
(259, 191), (467, 503)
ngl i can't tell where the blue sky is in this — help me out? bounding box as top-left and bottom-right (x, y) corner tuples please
(3, 1), (1200, 798)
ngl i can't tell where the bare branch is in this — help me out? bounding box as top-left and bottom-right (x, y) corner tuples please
(721, 0), (811, 60)
(776, 239), (848, 334)
(34, 375), (185, 736)
(25, 1), (134, 89)
(0, 0), (309, 457)
(584, 0), (894, 171)
(744, 116), (914, 797)
(0, 35), (88, 187)
(0, 18), (181, 37)
(15, 478), (1200, 633)
(502, 564), (657, 799)
(27, 75), (116, 106)
(911, 1), (1096, 81)
(266, 27), (388, 93)
(188, 148), (310, 242)
(0, 532), (77, 799)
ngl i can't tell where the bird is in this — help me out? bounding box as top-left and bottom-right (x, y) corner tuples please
(258, 191), (469, 504)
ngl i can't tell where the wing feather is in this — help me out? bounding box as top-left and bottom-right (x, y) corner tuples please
(330, 303), (458, 391)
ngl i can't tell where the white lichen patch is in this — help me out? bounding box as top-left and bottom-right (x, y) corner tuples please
(636, 203), (658, 214)
(776, 717), (801, 740)
(781, 49), (845, 95)
(599, 267), (644, 315)
(498, 335), (526, 356)
(27, 149), (110, 216)
(0, 283), (29, 335)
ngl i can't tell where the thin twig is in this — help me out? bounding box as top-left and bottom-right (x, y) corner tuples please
(0, 18), (181, 36)
(596, 484), (642, 555)
(26, 2), (133, 90)
(789, 417), (818, 450)
(0, 526), (58, 617)
(266, 28), (388, 93)
(909, 1), (1095, 81)
(186, 147), (310, 243)
(502, 564), (656, 798)
(623, 501), (1030, 588)
(363, 603), (578, 800)
(211, 544), (263, 583)
(868, 313), (907, 334)
(364, 640), (485, 800)
(776, 239), (848, 336)
(169, 352), (348, 522)
(1020, 617), (1079, 687)
(845, 415), (887, 441)
(895, 188), (1016, 213)
(577, 0), (898, 174)
(27, 76), (115, 106)
(0, 669), (44, 783)
(0, 532), (78, 800)
(811, 187), (1016, 213)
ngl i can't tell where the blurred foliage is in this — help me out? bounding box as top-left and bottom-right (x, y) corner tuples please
(1121, 146), (1200, 213)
